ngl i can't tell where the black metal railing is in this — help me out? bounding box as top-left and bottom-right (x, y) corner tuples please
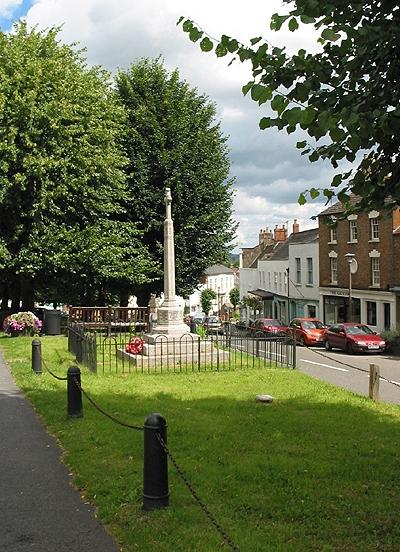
(68, 324), (296, 374)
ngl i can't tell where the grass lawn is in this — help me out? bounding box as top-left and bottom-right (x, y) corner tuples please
(2, 334), (400, 551)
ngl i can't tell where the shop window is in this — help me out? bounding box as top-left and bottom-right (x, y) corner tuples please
(307, 305), (316, 318)
(367, 301), (377, 326)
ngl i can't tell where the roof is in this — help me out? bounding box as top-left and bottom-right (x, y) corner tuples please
(318, 194), (361, 216)
(269, 241), (289, 261)
(204, 264), (235, 276)
(288, 228), (319, 244)
(248, 289), (274, 299)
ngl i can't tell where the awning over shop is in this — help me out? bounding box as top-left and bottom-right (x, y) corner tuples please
(248, 289), (274, 299)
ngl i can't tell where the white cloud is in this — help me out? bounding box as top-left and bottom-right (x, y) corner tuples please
(0, 0), (22, 17)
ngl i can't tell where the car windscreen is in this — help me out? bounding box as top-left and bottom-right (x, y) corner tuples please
(262, 320), (283, 327)
(346, 325), (374, 335)
(302, 320), (324, 329)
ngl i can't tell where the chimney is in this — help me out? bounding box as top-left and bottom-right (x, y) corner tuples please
(274, 224), (287, 242)
(292, 219), (300, 234)
(259, 227), (273, 245)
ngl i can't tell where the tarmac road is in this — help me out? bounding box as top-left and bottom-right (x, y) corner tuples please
(296, 345), (400, 404)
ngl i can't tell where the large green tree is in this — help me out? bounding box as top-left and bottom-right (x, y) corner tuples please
(115, 59), (237, 301)
(0, 24), (156, 309)
(180, 2), (400, 216)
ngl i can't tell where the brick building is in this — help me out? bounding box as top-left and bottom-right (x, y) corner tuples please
(318, 197), (400, 331)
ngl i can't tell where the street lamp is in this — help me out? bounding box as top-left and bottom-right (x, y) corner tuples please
(345, 253), (357, 322)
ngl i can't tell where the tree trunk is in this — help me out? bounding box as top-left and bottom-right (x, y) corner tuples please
(21, 276), (35, 311)
(11, 277), (21, 312)
(1, 282), (10, 310)
(119, 289), (129, 307)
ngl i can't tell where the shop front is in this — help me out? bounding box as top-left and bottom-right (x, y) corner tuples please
(320, 287), (397, 331)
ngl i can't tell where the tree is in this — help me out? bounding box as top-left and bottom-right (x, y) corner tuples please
(242, 295), (262, 319)
(229, 287), (240, 310)
(179, 3), (400, 216)
(115, 58), (237, 302)
(200, 288), (216, 315)
(0, 24), (157, 309)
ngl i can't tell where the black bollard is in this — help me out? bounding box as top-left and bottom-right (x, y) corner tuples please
(143, 413), (169, 510)
(67, 365), (83, 418)
(31, 339), (42, 374)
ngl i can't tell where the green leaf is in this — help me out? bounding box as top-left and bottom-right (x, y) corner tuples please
(242, 81), (254, 96)
(189, 28), (203, 42)
(332, 174), (343, 187)
(298, 193), (307, 205)
(227, 38), (239, 53)
(259, 117), (272, 130)
(296, 140), (307, 149)
(288, 18), (299, 32)
(182, 20), (193, 33)
(309, 188), (320, 199)
(271, 94), (289, 115)
(301, 107), (316, 125)
(215, 43), (228, 57)
(200, 37), (213, 52)
(176, 16), (185, 26)
(270, 14), (289, 31)
(250, 36), (262, 45)
(309, 151), (319, 162)
(283, 107), (303, 126)
(251, 84), (272, 103)
(321, 28), (341, 42)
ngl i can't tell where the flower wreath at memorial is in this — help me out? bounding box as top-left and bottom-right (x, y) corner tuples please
(125, 336), (144, 355)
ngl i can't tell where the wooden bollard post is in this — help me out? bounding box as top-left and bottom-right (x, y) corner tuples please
(369, 363), (380, 401)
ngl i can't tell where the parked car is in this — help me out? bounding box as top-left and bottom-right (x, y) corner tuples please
(324, 323), (386, 354)
(288, 318), (327, 346)
(203, 316), (223, 334)
(250, 318), (288, 336)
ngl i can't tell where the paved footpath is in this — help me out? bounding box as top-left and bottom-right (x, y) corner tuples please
(0, 352), (120, 552)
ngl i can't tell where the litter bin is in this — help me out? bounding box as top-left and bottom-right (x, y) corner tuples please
(44, 309), (61, 335)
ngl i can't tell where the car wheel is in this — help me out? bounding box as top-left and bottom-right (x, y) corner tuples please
(325, 340), (332, 351)
(345, 341), (354, 354)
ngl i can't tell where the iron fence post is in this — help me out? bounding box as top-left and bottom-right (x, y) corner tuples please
(67, 365), (83, 418)
(31, 338), (42, 374)
(143, 413), (169, 510)
(292, 336), (297, 369)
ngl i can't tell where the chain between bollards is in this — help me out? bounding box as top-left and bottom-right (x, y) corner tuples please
(155, 432), (240, 552)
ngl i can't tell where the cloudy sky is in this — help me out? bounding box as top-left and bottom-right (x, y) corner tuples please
(0, 0), (338, 249)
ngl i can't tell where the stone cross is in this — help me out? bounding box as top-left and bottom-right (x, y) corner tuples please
(151, 187), (189, 336)
(163, 187), (175, 305)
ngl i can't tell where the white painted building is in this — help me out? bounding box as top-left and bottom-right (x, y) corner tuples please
(239, 227), (321, 324)
(187, 264), (236, 315)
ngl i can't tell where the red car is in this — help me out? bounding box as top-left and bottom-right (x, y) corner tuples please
(324, 323), (386, 354)
(250, 318), (288, 336)
(288, 318), (327, 346)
